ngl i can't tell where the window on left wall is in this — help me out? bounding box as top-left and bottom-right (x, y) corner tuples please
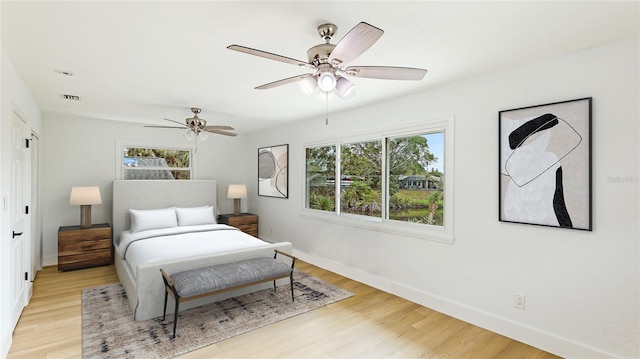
(121, 146), (192, 180)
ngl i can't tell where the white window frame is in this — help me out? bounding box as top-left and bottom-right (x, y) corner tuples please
(302, 116), (454, 243)
(115, 139), (197, 180)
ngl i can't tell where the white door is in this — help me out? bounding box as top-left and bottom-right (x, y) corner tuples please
(10, 110), (31, 329)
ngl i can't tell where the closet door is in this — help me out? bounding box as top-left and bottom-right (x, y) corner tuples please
(9, 109), (32, 329)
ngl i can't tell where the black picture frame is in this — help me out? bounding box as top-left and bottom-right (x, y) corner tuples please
(258, 144), (288, 198)
(499, 97), (592, 230)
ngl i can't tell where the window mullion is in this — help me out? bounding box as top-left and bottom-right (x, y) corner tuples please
(381, 137), (388, 220)
(335, 142), (341, 215)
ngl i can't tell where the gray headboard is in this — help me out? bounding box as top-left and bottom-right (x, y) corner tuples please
(112, 180), (217, 239)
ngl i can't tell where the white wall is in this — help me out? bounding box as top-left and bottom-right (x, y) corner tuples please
(1, 47), (42, 359)
(40, 114), (251, 266)
(247, 39), (639, 358)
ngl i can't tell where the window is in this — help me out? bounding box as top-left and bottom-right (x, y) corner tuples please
(387, 132), (444, 226)
(340, 140), (382, 218)
(306, 145), (336, 211)
(304, 119), (453, 241)
(120, 145), (193, 180)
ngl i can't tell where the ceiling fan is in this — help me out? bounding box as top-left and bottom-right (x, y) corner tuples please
(227, 22), (428, 98)
(145, 107), (238, 140)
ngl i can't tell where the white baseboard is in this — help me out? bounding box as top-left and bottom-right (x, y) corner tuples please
(292, 249), (615, 359)
(1, 330), (11, 359)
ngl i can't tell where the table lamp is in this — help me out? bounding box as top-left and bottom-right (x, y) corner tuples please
(227, 184), (247, 216)
(70, 186), (102, 228)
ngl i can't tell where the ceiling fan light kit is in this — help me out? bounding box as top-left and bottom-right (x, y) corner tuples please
(227, 21), (427, 98)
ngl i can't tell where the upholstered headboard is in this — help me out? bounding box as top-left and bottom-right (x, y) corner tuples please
(112, 180), (217, 239)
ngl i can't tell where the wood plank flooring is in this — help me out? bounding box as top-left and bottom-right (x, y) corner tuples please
(8, 261), (561, 358)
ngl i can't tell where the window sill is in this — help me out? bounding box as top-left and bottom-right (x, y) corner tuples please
(300, 208), (454, 244)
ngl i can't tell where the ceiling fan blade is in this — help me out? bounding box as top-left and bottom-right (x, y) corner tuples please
(345, 66), (427, 80)
(227, 45), (313, 68)
(329, 22), (383, 66)
(256, 74), (314, 90)
(163, 118), (189, 126)
(203, 125), (235, 131)
(144, 125), (187, 129)
(203, 128), (238, 137)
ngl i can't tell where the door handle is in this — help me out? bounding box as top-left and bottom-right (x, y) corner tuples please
(12, 231), (23, 238)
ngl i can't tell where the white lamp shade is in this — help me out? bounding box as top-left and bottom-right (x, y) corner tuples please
(317, 72), (337, 92)
(299, 76), (317, 95)
(69, 186), (102, 205)
(227, 184), (247, 199)
(198, 131), (209, 142)
(183, 129), (195, 141)
(336, 77), (355, 98)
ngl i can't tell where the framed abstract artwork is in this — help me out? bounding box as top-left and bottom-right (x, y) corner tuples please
(258, 144), (288, 198)
(499, 97), (592, 230)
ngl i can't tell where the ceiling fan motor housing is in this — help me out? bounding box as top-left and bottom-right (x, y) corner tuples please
(307, 43), (336, 66)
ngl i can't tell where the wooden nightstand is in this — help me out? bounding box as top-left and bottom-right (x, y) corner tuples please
(58, 223), (112, 271)
(218, 213), (258, 237)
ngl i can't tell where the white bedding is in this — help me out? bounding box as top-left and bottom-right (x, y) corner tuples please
(116, 224), (272, 278)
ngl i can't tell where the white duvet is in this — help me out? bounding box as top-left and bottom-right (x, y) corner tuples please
(116, 224), (272, 277)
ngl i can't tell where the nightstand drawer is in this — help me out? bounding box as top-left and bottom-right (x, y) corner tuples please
(235, 223), (258, 233)
(218, 213), (259, 237)
(58, 227), (110, 242)
(58, 238), (111, 256)
(227, 216), (257, 226)
(58, 251), (112, 271)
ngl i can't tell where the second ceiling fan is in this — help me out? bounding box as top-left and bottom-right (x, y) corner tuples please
(227, 21), (427, 98)
(146, 107), (237, 139)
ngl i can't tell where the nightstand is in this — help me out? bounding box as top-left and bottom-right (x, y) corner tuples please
(218, 213), (258, 237)
(58, 223), (112, 271)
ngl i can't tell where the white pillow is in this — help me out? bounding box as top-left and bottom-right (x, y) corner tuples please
(129, 208), (178, 233)
(175, 206), (216, 226)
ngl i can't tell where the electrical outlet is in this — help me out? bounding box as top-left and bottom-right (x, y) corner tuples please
(514, 294), (526, 309)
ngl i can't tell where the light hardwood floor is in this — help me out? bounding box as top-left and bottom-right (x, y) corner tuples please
(8, 261), (560, 358)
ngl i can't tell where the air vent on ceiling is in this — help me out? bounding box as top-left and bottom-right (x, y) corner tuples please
(62, 94), (80, 101)
(54, 69), (74, 76)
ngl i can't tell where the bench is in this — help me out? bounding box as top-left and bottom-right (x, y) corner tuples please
(160, 250), (296, 339)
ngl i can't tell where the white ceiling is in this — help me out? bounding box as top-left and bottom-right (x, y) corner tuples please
(2, 1), (638, 134)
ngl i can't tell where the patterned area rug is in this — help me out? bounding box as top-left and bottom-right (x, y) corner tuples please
(82, 270), (353, 358)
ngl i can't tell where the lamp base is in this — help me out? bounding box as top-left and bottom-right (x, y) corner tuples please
(233, 198), (241, 216)
(80, 205), (92, 228)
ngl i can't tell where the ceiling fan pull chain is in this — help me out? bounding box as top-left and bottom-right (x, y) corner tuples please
(325, 92), (329, 125)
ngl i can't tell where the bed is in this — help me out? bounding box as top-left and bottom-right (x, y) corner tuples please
(112, 180), (292, 321)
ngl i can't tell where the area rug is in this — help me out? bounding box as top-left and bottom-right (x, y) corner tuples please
(82, 270), (353, 358)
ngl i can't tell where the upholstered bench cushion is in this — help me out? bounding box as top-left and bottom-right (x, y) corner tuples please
(170, 257), (292, 298)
